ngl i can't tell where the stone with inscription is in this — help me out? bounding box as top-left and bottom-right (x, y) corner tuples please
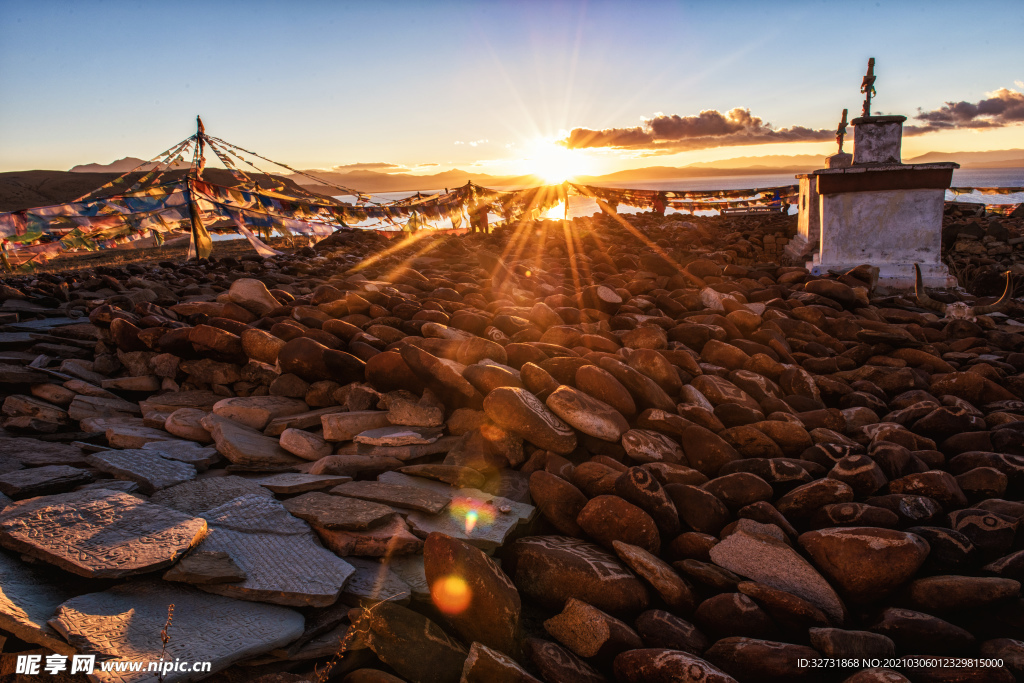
(0, 490), (206, 578)
(378, 471), (535, 523)
(164, 408), (214, 443)
(461, 642), (542, 683)
(149, 476), (274, 516)
(49, 580), (305, 683)
(140, 440), (221, 469)
(202, 413), (304, 469)
(340, 557), (412, 605)
(0, 550), (76, 654)
(484, 386), (577, 454)
(424, 532), (521, 654)
(545, 385), (630, 442)
(105, 423), (177, 449)
(283, 491), (398, 530)
(85, 449), (197, 494)
(710, 523), (846, 624)
(163, 550), (247, 585)
(388, 554), (430, 602)
(279, 427), (332, 460)
(543, 598), (643, 661)
(250, 472), (352, 494)
(194, 494), (355, 607)
(315, 515), (425, 557)
(0, 438), (89, 467)
(354, 424), (443, 447)
(350, 601), (468, 683)
(213, 396), (310, 431)
(506, 536), (649, 616)
(321, 410), (393, 441)
(0, 465), (93, 499)
(524, 637), (609, 683)
(331, 480), (450, 514)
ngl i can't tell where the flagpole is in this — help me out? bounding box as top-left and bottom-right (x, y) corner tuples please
(184, 115), (212, 260)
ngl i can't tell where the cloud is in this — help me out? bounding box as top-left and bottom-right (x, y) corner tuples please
(455, 139), (489, 147)
(561, 107), (834, 153)
(331, 162), (407, 173)
(908, 88), (1024, 133)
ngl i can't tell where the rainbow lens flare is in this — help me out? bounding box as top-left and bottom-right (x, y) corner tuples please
(449, 497), (496, 535)
(431, 575), (472, 615)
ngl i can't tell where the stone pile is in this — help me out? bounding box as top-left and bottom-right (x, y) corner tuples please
(0, 210), (1022, 682)
(941, 204), (1024, 297)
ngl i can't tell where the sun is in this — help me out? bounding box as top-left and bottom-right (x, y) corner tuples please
(523, 138), (592, 183)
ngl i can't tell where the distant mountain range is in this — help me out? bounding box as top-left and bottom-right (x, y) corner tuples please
(68, 148), (1024, 193)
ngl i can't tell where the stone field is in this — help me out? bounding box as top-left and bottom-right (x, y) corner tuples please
(0, 208), (1021, 682)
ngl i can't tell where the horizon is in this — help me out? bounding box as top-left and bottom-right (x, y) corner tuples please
(2, 0), (1023, 183)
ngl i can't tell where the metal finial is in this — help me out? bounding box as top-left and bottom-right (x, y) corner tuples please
(860, 58), (876, 117)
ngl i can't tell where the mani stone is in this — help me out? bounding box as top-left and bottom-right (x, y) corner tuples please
(50, 581), (305, 683)
(0, 437), (89, 466)
(194, 494), (356, 607)
(315, 515), (425, 558)
(163, 550), (247, 585)
(263, 405), (346, 436)
(203, 413), (304, 469)
(337, 434), (463, 461)
(708, 521), (846, 625)
(283, 492), (398, 531)
(350, 601), (468, 683)
(250, 472), (352, 494)
(0, 465), (93, 499)
(462, 641), (542, 683)
(424, 532), (521, 655)
(322, 410), (393, 441)
(0, 490), (206, 578)
(354, 425), (443, 447)
(341, 557), (412, 606)
(0, 550), (77, 655)
(331, 480), (450, 514)
(85, 449), (196, 494)
(388, 554), (430, 602)
(149, 476), (274, 516)
(140, 440), (221, 469)
(105, 423), (178, 449)
(212, 396), (310, 431)
(507, 536), (650, 616)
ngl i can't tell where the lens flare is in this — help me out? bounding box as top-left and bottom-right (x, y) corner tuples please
(449, 497), (496, 536)
(431, 575), (472, 615)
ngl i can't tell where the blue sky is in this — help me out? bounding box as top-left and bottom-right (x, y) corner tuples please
(1, 0), (1022, 176)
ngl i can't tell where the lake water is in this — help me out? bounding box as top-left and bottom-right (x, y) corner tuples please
(215, 167), (1024, 238)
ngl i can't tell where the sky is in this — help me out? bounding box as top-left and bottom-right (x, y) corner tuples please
(1, 0), (1023, 180)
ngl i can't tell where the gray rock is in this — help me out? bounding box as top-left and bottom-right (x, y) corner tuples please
(283, 492), (398, 530)
(331, 480), (451, 514)
(141, 440), (221, 469)
(248, 472), (352, 494)
(195, 494), (355, 607)
(0, 550), (76, 654)
(353, 425), (443, 447)
(49, 580), (305, 683)
(0, 438), (88, 466)
(202, 413), (304, 469)
(709, 523), (846, 624)
(341, 557), (412, 605)
(86, 450), (196, 494)
(321, 410), (392, 441)
(150, 475), (274, 516)
(163, 550), (247, 585)
(0, 465), (94, 499)
(0, 490), (206, 578)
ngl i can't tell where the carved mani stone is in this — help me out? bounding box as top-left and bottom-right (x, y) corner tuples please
(50, 581), (305, 683)
(0, 490), (207, 579)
